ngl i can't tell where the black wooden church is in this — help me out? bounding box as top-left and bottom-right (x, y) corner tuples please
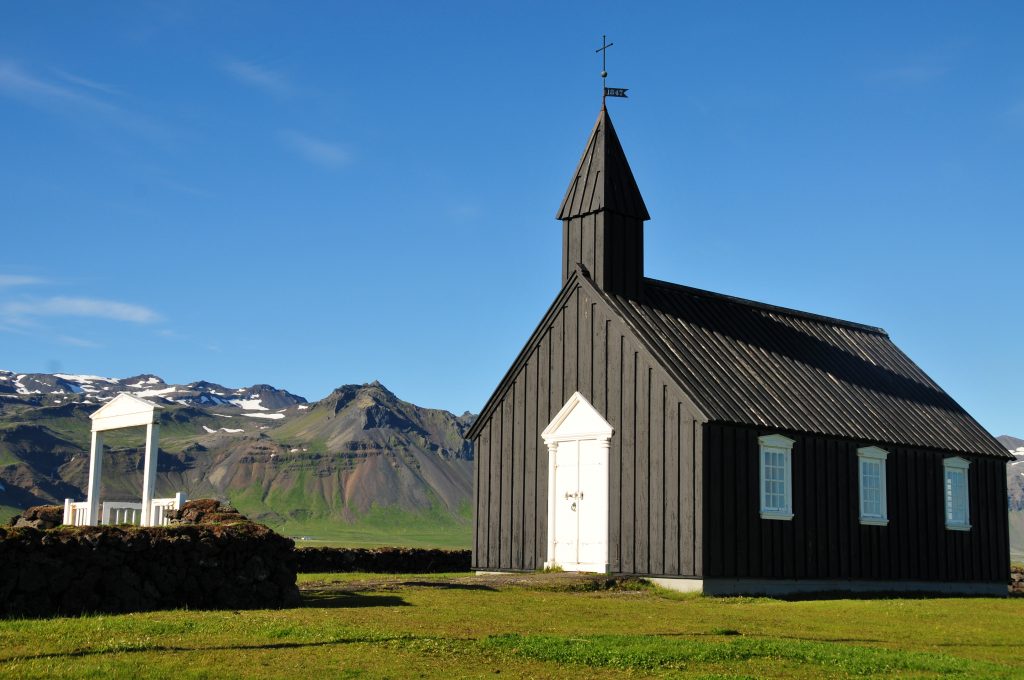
(467, 105), (1011, 595)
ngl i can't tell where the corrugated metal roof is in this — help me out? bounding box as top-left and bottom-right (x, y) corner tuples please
(596, 277), (1009, 458)
(556, 107), (649, 221)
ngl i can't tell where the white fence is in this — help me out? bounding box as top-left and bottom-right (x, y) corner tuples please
(103, 502), (143, 525)
(149, 493), (187, 526)
(63, 500), (91, 526)
(63, 492), (187, 527)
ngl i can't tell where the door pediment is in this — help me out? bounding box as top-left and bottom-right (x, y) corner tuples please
(542, 392), (613, 444)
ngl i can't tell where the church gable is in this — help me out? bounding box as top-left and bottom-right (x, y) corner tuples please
(471, 268), (706, 575)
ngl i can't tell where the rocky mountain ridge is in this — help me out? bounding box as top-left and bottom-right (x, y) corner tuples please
(0, 370), (474, 545)
(0, 370), (307, 414)
(998, 434), (1024, 452)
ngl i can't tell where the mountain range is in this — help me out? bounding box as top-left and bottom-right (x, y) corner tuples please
(0, 370), (475, 547)
(1, 369), (1021, 556)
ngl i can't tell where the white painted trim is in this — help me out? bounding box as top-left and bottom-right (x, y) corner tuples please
(758, 434), (794, 520)
(140, 422), (160, 526)
(757, 433), (795, 449)
(943, 456), (970, 471)
(857, 446), (889, 525)
(85, 430), (104, 526)
(543, 393), (612, 573)
(90, 392), (161, 432)
(857, 446), (889, 460)
(544, 441), (558, 570)
(943, 456), (971, 531)
(541, 391), (613, 444)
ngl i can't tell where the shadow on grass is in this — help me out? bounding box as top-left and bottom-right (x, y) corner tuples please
(301, 592), (410, 608)
(397, 581), (496, 591)
(0, 636), (404, 664)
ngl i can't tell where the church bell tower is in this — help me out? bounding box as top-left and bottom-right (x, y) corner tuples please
(557, 106), (650, 298)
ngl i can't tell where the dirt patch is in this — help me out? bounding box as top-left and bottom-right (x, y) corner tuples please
(300, 571), (648, 594)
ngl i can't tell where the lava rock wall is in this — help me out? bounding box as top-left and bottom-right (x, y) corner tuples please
(0, 523), (299, 617)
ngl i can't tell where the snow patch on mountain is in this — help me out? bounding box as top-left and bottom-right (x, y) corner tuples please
(137, 386), (177, 398)
(54, 374), (119, 384)
(231, 397), (268, 411)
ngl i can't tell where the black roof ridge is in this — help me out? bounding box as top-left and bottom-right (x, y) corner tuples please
(642, 277), (889, 337)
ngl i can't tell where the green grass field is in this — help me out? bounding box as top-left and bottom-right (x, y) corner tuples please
(0, 574), (1021, 679)
(229, 487), (473, 549)
(0, 504), (20, 525)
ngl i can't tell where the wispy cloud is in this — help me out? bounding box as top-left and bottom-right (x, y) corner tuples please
(0, 60), (96, 105)
(52, 68), (121, 95)
(220, 58), (291, 96)
(2, 296), (161, 323)
(280, 130), (351, 168)
(0, 274), (46, 288)
(0, 60), (163, 137)
(58, 335), (101, 348)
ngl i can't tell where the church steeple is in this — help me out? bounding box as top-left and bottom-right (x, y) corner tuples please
(557, 107), (649, 297)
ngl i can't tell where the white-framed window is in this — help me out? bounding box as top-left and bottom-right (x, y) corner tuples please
(758, 434), (794, 520)
(943, 457), (971, 531)
(857, 446), (889, 525)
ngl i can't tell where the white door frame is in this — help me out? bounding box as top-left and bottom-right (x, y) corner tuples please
(541, 392), (613, 573)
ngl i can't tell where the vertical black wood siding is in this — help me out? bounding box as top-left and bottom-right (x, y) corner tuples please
(562, 213), (644, 298)
(472, 283), (704, 575)
(702, 422), (1010, 583)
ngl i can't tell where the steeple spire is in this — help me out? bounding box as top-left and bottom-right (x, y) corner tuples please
(557, 108), (649, 297)
(557, 108), (649, 221)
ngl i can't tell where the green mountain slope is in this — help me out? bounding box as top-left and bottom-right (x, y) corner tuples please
(0, 376), (474, 547)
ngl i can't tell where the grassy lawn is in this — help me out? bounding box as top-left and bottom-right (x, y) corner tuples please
(0, 575), (1021, 679)
(0, 504), (21, 525)
(243, 509), (472, 550)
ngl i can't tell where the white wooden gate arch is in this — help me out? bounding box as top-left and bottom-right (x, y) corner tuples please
(62, 393), (185, 527)
(542, 391), (613, 573)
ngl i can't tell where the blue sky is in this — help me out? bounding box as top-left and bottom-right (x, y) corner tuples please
(1, 2), (1021, 436)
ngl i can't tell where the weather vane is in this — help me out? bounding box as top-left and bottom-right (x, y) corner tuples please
(596, 34), (628, 104)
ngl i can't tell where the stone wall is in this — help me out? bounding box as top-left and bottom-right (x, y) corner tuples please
(7, 505), (64, 530)
(294, 546), (471, 573)
(0, 523), (298, 618)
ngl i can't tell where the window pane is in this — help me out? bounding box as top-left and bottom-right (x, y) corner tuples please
(945, 468), (967, 525)
(762, 447), (789, 513)
(860, 458), (884, 519)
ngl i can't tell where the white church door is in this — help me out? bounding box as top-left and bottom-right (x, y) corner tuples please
(542, 392), (612, 573)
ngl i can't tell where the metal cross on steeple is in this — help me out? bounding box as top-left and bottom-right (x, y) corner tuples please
(596, 35), (628, 104)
